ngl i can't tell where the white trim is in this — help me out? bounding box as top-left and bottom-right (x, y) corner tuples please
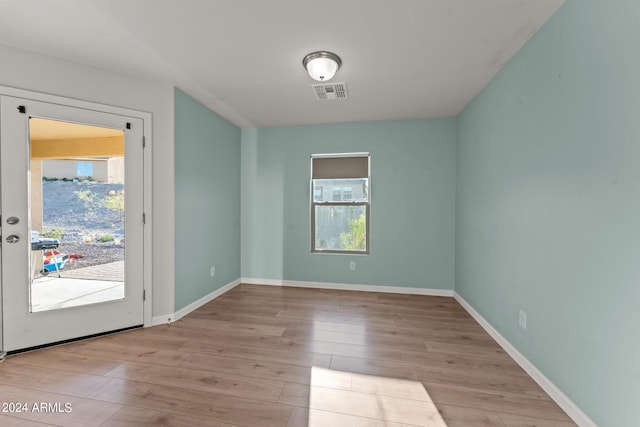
(151, 314), (175, 327)
(240, 278), (454, 297)
(0, 85), (152, 121)
(311, 152), (371, 159)
(151, 279), (241, 326)
(241, 277), (287, 287)
(454, 292), (596, 427)
(174, 279), (241, 321)
(142, 114), (153, 328)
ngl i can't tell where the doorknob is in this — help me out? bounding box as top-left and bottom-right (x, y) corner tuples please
(6, 217), (19, 225)
(5, 235), (19, 243)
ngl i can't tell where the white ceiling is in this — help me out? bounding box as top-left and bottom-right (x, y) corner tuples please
(0, 0), (564, 128)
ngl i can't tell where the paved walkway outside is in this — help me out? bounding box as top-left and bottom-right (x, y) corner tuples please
(59, 260), (124, 282)
(31, 261), (124, 312)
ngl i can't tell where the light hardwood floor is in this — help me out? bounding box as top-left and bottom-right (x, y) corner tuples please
(0, 284), (576, 426)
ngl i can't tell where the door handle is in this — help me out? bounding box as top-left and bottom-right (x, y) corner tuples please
(6, 217), (19, 225)
(5, 235), (19, 243)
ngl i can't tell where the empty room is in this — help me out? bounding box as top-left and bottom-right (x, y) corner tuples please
(0, 1), (635, 426)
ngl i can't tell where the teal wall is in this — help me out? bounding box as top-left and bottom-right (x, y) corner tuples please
(242, 119), (456, 290)
(456, 1), (640, 425)
(175, 88), (241, 311)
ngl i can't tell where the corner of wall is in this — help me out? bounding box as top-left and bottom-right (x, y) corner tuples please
(174, 90), (242, 312)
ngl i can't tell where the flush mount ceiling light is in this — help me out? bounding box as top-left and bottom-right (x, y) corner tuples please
(302, 51), (342, 82)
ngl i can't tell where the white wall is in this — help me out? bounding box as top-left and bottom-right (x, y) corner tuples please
(0, 45), (175, 318)
(43, 159), (108, 182)
(107, 157), (125, 183)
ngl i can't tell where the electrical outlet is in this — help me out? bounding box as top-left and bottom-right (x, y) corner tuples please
(210, 266), (216, 278)
(349, 261), (356, 271)
(519, 309), (527, 330)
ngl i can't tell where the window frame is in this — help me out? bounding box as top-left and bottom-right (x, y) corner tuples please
(310, 153), (370, 255)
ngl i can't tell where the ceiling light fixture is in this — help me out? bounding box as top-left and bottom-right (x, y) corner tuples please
(302, 51), (342, 82)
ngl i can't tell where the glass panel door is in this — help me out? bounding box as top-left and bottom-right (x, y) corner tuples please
(1, 96), (144, 352)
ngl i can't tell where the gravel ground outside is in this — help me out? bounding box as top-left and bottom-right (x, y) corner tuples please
(42, 180), (125, 271)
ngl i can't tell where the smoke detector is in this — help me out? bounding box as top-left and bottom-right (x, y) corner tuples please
(311, 82), (348, 100)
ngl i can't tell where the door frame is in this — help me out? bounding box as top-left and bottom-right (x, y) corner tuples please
(0, 85), (153, 356)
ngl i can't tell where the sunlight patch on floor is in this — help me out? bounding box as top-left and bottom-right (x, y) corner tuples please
(309, 366), (448, 426)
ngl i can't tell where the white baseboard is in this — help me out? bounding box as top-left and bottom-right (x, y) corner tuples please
(151, 313), (174, 326)
(241, 277), (286, 287)
(453, 292), (596, 427)
(151, 279), (241, 326)
(240, 277), (454, 297)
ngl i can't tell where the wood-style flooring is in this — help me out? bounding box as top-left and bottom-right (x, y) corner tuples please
(0, 284), (576, 426)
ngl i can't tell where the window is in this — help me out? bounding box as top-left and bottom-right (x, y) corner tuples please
(76, 161), (93, 178)
(311, 153), (370, 253)
(342, 187), (353, 201)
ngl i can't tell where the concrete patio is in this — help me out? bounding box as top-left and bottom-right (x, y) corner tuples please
(31, 261), (124, 312)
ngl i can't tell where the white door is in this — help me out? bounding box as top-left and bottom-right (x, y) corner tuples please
(0, 96), (144, 352)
